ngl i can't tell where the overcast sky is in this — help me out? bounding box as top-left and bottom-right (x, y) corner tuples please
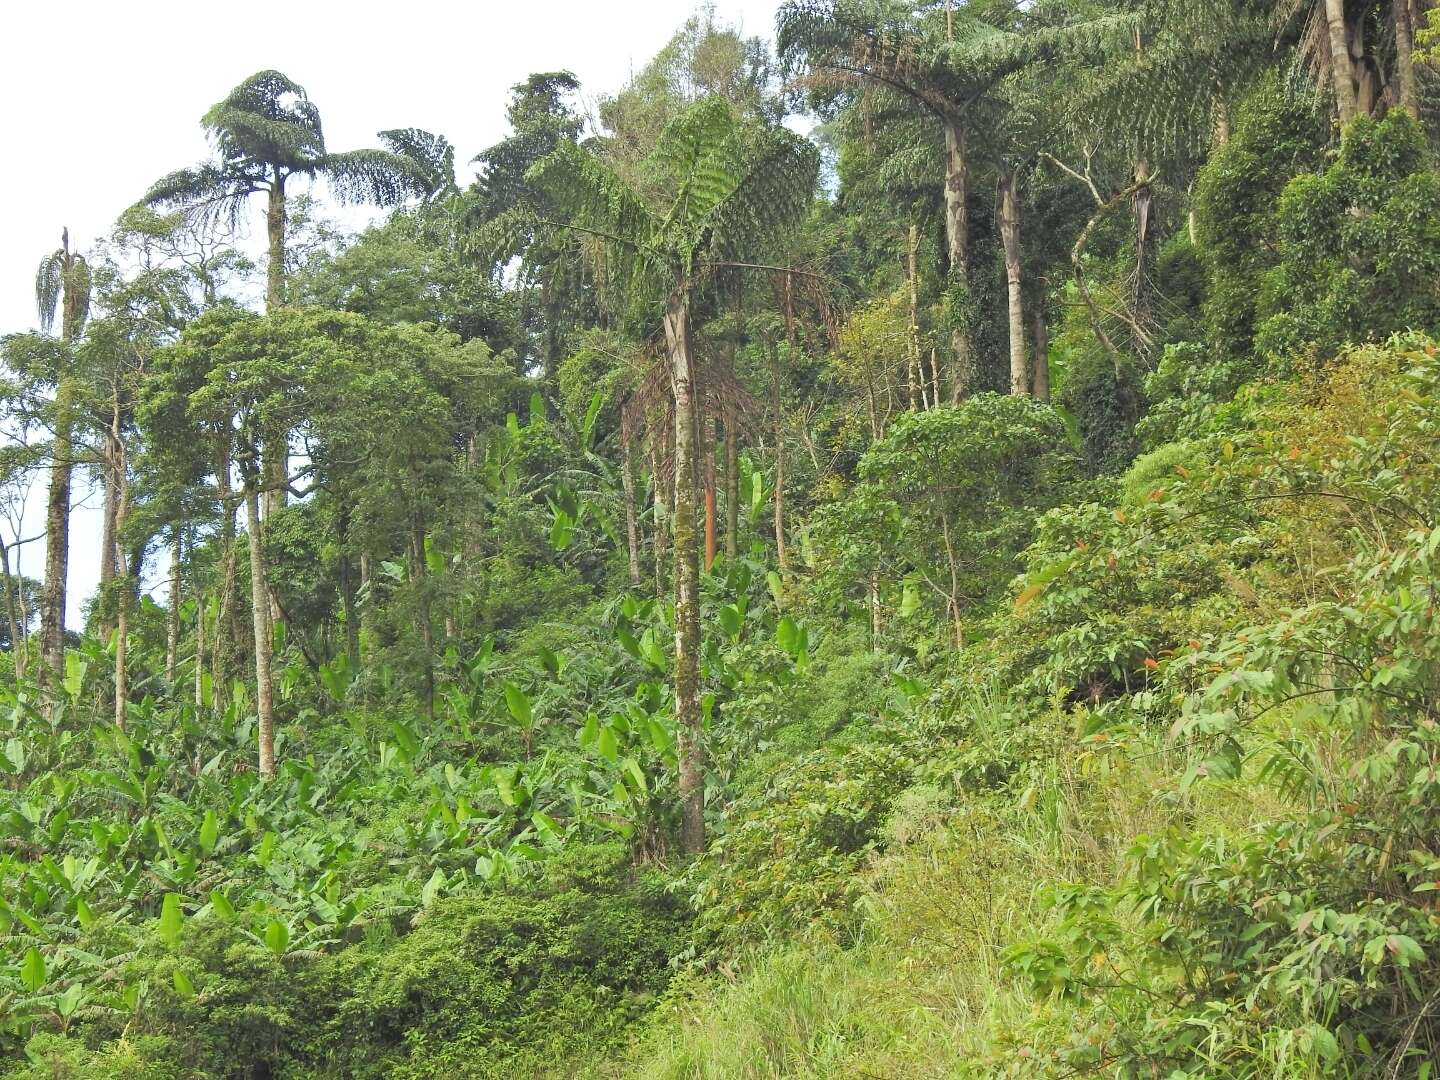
(2, 0), (784, 626)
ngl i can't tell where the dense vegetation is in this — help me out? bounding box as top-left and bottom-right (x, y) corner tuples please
(5, 1), (1440, 1075)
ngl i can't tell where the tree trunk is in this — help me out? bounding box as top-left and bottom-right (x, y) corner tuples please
(942, 118), (972, 400)
(651, 440), (668, 603)
(111, 444), (130, 729)
(907, 223), (925, 410)
(39, 374), (75, 690)
(1325, 0), (1359, 124)
(703, 409), (718, 571)
(194, 591), (206, 709)
(1032, 303), (1051, 402)
(244, 481), (276, 778)
(97, 431), (120, 642)
(165, 528), (182, 682)
(724, 412), (739, 560)
(999, 170), (1028, 396)
(1396, 0), (1420, 117)
(664, 291), (705, 856)
(214, 443), (238, 709)
(336, 502), (361, 672)
(407, 460), (435, 722)
(1, 543), (23, 680)
(869, 569), (882, 654)
(621, 438), (643, 587)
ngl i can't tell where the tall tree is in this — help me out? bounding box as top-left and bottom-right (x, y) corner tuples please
(523, 97), (817, 853)
(32, 229), (91, 689)
(141, 70), (448, 512)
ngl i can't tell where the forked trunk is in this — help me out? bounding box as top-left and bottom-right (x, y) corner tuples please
(665, 291), (704, 856)
(999, 170), (1028, 395)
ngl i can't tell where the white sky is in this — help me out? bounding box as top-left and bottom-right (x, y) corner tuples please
(1, 0), (783, 626)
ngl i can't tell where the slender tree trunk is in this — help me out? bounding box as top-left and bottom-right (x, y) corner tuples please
(999, 170), (1028, 396)
(263, 178), (289, 518)
(1032, 303), (1051, 402)
(111, 444), (130, 729)
(724, 412), (739, 560)
(621, 438), (643, 587)
(214, 444), (238, 709)
(907, 223), (925, 410)
(942, 118), (972, 400)
(1326, 0), (1359, 124)
(194, 591), (206, 709)
(336, 501), (361, 672)
(651, 440), (668, 603)
(703, 408), (718, 571)
(166, 528), (182, 682)
(1, 543), (22, 680)
(1396, 0), (1419, 117)
(98, 432), (120, 642)
(407, 461), (435, 722)
(665, 291), (704, 856)
(244, 479), (276, 778)
(40, 374), (75, 690)
(869, 569), (882, 654)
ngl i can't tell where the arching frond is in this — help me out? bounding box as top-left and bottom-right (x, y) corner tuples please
(141, 165), (262, 231)
(320, 148), (436, 206)
(379, 128), (457, 197)
(700, 124), (820, 271)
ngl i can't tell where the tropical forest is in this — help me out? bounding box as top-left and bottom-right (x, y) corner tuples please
(4, 0), (1440, 1075)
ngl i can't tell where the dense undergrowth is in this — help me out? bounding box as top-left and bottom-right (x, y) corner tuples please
(8, 6), (1440, 1078)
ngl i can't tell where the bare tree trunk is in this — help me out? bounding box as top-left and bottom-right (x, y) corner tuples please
(1396, 0), (1420, 117)
(1032, 304), (1051, 402)
(724, 412), (739, 560)
(39, 375), (75, 690)
(665, 292), (705, 856)
(999, 170), (1028, 395)
(1326, 0), (1359, 124)
(336, 501), (361, 672)
(111, 444), (130, 729)
(165, 528), (182, 682)
(244, 480), (276, 778)
(621, 438), (643, 586)
(943, 118), (972, 400)
(907, 223), (926, 410)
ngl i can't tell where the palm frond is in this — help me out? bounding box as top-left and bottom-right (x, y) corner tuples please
(320, 148), (435, 206)
(378, 128), (457, 196)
